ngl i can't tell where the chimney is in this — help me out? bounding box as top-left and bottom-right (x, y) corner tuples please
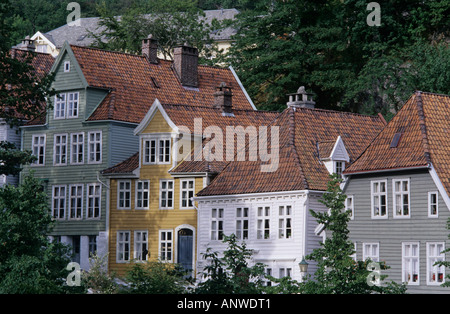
(173, 44), (198, 88)
(287, 86), (315, 109)
(214, 82), (233, 115)
(21, 36), (36, 52)
(142, 35), (158, 64)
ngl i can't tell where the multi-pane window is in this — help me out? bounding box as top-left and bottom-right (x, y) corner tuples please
(52, 185), (66, 219)
(87, 183), (101, 218)
(54, 94), (66, 119)
(88, 131), (102, 163)
(69, 184), (83, 219)
(135, 180), (150, 209)
(117, 180), (131, 209)
(393, 179), (410, 218)
(346, 195), (354, 220)
(117, 231), (130, 262)
(279, 268), (292, 279)
(160, 180), (174, 209)
(402, 242), (420, 285)
(427, 242), (445, 285)
(143, 139), (156, 164)
(428, 192), (438, 217)
(180, 180), (195, 208)
(257, 206), (271, 239)
(278, 205), (292, 239)
(54, 134), (68, 165)
(159, 139), (171, 163)
(159, 230), (173, 261)
(88, 235), (97, 257)
(32, 134), (46, 165)
(363, 243), (379, 262)
(67, 92), (79, 118)
(134, 231), (149, 261)
(70, 133), (84, 164)
(211, 208), (224, 241)
(143, 138), (171, 164)
(236, 207), (249, 240)
(335, 161), (344, 177)
(371, 180), (387, 218)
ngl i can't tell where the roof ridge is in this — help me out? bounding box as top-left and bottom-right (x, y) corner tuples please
(418, 90), (450, 98)
(415, 91), (432, 164)
(70, 44), (149, 59)
(288, 105), (383, 119)
(161, 103), (280, 114)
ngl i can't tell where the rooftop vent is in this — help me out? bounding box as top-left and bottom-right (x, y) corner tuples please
(390, 132), (402, 148)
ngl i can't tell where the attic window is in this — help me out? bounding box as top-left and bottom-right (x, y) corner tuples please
(390, 133), (402, 148)
(64, 61), (70, 72)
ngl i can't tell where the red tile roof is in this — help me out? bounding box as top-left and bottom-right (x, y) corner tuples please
(345, 91), (450, 196)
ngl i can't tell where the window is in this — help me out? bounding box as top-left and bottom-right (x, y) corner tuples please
(69, 184), (83, 219)
(54, 134), (68, 165)
(86, 183), (101, 218)
(160, 180), (174, 209)
(393, 179), (410, 218)
(427, 242), (445, 285)
(88, 236), (97, 257)
(180, 180), (195, 208)
(32, 134), (46, 165)
(52, 185), (66, 219)
(143, 138), (171, 164)
(67, 92), (79, 118)
(402, 242), (419, 285)
(371, 180), (387, 218)
(134, 231), (149, 261)
(346, 195), (354, 220)
(363, 243), (379, 262)
(335, 161), (344, 177)
(236, 207), (249, 240)
(135, 180), (150, 209)
(278, 205), (292, 239)
(279, 268), (292, 279)
(159, 230), (173, 262)
(70, 133), (84, 164)
(428, 192), (438, 217)
(211, 208), (224, 240)
(117, 180), (131, 209)
(257, 206), (271, 239)
(54, 94), (66, 119)
(88, 131), (102, 163)
(117, 231), (130, 262)
(64, 61), (71, 72)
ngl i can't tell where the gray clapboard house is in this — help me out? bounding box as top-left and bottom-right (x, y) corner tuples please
(342, 91), (450, 293)
(20, 38), (256, 270)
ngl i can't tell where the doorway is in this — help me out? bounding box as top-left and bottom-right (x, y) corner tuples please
(177, 228), (193, 276)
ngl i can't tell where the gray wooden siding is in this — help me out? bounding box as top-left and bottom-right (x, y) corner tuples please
(344, 169), (450, 293)
(109, 122), (139, 167)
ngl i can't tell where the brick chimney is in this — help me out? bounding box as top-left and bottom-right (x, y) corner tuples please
(287, 86), (315, 109)
(173, 44), (198, 88)
(142, 35), (158, 64)
(214, 82), (233, 115)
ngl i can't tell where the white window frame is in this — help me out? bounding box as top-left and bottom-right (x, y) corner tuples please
(54, 94), (66, 119)
(428, 191), (439, 218)
(402, 242), (420, 285)
(143, 139), (156, 164)
(427, 242), (445, 285)
(346, 195), (354, 220)
(257, 206), (271, 240)
(67, 92), (79, 118)
(371, 180), (388, 219)
(393, 178), (410, 218)
(70, 132), (84, 165)
(117, 231), (130, 263)
(180, 179), (195, 209)
(334, 161), (345, 177)
(52, 185), (66, 220)
(211, 208), (224, 241)
(363, 243), (379, 262)
(117, 180), (131, 209)
(159, 179), (174, 209)
(86, 183), (101, 219)
(64, 61), (71, 72)
(135, 180), (150, 209)
(31, 134), (46, 166)
(159, 230), (173, 262)
(236, 207), (249, 240)
(88, 131), (102, 164)
(278, 205), (292, 239)
(68, 184), (83, 220)
(142, 137), (171, 165)
(134, 230), (149, 261)
(53, 134), (68, 166)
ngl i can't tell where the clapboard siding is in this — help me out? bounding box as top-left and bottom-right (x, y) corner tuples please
(109, 123), (139, 167)
(345, 169), (450, 293)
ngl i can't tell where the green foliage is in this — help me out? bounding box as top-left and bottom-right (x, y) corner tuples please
(82, 253), (119, 294)
(0, 141), (36, 176)
(196, 234), (266, 294)
(0, 174), (73, 293)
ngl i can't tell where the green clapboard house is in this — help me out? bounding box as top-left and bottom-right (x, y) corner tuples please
(20, 40), (256, 270)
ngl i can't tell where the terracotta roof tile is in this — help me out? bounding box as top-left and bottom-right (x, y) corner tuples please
(102, 152), (139, 175)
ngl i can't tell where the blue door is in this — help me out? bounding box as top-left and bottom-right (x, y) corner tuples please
(178, 229), (193, 276)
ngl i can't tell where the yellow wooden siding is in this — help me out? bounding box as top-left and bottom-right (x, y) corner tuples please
(142, 109), (173, 134)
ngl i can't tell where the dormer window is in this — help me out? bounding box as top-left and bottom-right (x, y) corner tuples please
(335, 161), (344, 177)
(143, 137), (171, 165)
(318, 136), (349, 177)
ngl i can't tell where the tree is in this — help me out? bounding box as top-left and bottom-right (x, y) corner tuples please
(300, 174), (406, 294)
(195, 234), (266, 294)
(82, 253), (119, 294)
(0, 174), (74, 293)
